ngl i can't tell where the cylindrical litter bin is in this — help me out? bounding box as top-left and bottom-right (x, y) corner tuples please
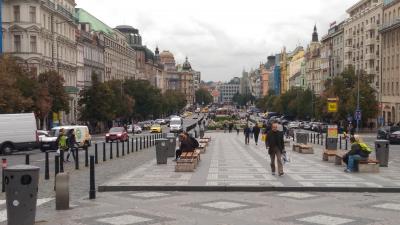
(326, 138), (338, 150)
(4, 165), (40, 225)
(166, 133), (177, 157)
(375, 140), (389, 167)
(155, 139), (168, 164)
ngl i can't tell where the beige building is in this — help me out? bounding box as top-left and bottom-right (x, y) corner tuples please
(344, 0), (383, 92)
(379, 0), (400, 124)
(288, 46), (305, 89)
(305, 26), (323, 94)
(2, 0), (79, 125)
(320, 22), (345, 80)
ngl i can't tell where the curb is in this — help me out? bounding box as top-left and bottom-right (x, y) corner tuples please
(98, 185), (400, 193)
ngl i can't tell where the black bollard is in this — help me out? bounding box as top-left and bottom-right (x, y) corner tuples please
(59, 151), (64, 173)
(131, 138), (134, 153)
(136, 138), (138, 152)
(116, 141), (120, 158)
(85, 146), (89, 167)
(45, 151), (50, 180)
(314, 133), (316, 144)
(110, 142), (113, 159)
(25, 154), (30, 165)
(127, 139), (130, 154)
(339, 135), (342, 149)
(147, 136), (149, 148)
(317, 134), (320, 144)
(122, 141), (125, 156)
(95, 143), (98, 164)
(103, 142), (106, 162)
(2, 158), (7, 193)
(89, 155), (96, 199)
(345, 138), (348, 150)
(75, 147), (79, 170)
(140, 137), (142, 150)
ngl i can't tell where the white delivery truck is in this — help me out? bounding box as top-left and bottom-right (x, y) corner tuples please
(0, 113), (38, 154)
(169, 116), (184, 133)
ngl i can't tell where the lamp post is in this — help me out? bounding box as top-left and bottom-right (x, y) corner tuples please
(356, 71), (360, 133)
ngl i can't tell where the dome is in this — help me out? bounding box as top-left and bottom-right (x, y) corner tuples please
(160, 50), (175, 64)
(182, 57), (192, 71)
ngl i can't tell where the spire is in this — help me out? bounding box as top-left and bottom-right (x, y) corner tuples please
(312, 25), (319, 42)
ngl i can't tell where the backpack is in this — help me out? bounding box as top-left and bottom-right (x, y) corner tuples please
(190, 136), (199, 149)
(359, 142), (372, 154)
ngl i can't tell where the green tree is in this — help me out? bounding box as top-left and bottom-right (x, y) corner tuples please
(195, 88), (213, 106)
(79, 73), (115, 129)
(38, 71), (70, 113)
(162, 90), (187, 116)
(107, 80), (135, 122)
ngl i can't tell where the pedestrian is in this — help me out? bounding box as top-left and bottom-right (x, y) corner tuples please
(223, 123), (227, 133)
(343, 135), (371, 173)
(229, 123), (233, 133)
(174, 132), (195, 161)
(66, 129), (76, 162)
(236, 124), (240, 135)
(244, 125), (251, 145)
(56, 128), (68, 160)
(266, 123), (285, 176)
(253, 124), (261, 145)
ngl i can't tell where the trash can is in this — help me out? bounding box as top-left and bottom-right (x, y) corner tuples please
(166, 133), (177, 157)
(4, 165), (40, 225)
(326, 138), (338, 150)
(296, 132), (308, 144)
(375, 140), (389, 167)
(155, 139), (168, 164)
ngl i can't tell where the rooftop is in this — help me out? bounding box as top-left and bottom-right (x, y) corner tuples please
(75, 8), (114, 36)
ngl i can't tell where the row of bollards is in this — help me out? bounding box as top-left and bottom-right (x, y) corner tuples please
(307, 132), (349, 150)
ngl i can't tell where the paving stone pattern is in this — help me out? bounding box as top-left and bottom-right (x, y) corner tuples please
(102, 132), (400, 188)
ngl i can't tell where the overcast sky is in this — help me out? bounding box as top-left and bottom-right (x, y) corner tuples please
(76, 0), (358, 82)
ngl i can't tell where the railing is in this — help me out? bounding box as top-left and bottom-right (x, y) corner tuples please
(42, 0), (56, 10)
(57, 4), (74, 20)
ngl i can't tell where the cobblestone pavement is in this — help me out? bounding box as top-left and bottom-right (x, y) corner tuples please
(26, 191), (400, 224)
(101, 132), (400, 189)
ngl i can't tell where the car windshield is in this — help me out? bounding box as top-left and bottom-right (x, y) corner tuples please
(170, 120), (181, 125)
(391, 126), (400, 132)
(110, 127), (124, 133)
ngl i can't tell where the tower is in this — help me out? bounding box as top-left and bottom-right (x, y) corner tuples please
(312, 25), (319, 42)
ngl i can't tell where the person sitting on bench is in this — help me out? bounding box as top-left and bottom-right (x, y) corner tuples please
(174, 132), (195, 161)
(343, 135), (370, 173)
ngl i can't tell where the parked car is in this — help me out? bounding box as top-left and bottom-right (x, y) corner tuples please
(133, 125), (142, 134)
(288, 121), (300, 129)
(37, 130), (49, 142)
(170, 117), (184, 133)
(155, 119), (167, 125)
(105, 127), (128, 142)
(378, 126), (400, 144)
(127, 125), (133, 133)
(0, 113), (38, 154)
(377, 126), (391, 140)
(150, 124), (162, 133)
(41, 125), (92, 152)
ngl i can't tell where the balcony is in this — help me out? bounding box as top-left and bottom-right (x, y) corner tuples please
(57, 4), (74, 21)
(365, 53), (375, 61)
(365, 38), (375, 46)
(42, 0), (56, 10)
(365, 23), (376, 31)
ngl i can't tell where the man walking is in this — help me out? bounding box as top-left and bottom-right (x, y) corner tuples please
(253, 124), (261, 145)
(244, 125), (251, 145)
(266, 123), (285, 176)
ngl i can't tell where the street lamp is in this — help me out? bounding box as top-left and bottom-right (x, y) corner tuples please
(0, 0), (3, 54)
(356, 70), (360, 133)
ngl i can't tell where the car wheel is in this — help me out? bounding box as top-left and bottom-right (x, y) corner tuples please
(1, 143), (13, 155)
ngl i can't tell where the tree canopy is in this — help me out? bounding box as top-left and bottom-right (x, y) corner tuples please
(195, 88), (213, 106)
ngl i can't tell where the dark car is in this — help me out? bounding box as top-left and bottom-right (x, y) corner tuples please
(388, 126), (400, 144)
(105, 127), (128, 142)
(377, 126), (391, 140)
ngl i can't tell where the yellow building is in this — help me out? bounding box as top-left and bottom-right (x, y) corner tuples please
(288, 47), (305, 89)
(280, 47), (288, 94)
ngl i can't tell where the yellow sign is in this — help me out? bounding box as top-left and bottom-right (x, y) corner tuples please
(327, 125), (338, 138)
(327, 97), (339, 113)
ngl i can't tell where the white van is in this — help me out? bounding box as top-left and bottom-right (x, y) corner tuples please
(40, 125), (91, 151)
(169, 117), (184, 133)
(0, 113), (38, 154)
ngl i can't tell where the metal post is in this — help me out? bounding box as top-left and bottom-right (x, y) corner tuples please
(122, 141), (125, 156)
(131, 138), (134, 153)
(339, 135), (342, 149)
(45, 152), (50, 180)
(356, 71), (360, 133)
(59, 151), (64, 173)
(116, 141), (120, 158)
(110, 142), (113, 159)
(140, 137), (142, 150)
(127, 139), (130, 154)
(55, 155), (60, 176)
(136, 138), (138, 152)
(317, 134), (320, 144)
(75, 147), (79, 170)
(2, 158), (7, 193)
(147, 136), (149, 148)
(345, 138), (348, 150)
(25, 154), (30, 165)
(89, 155), (96, 199)
(85, 146), (89, 167)
(0, 0), (3, 54)
(103, 142), (106, 162)
(95, 143), (98, 164)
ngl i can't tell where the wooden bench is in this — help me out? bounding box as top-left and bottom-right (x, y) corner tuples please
(299, 144), (314, 154)
(175, 150), (201, 172)
(335, 151), (348, 165)
(197, 143), (207, 154)
(323, 150), (337, 162)
(357, 159), (380, 173)
(198, 139), (210, 146)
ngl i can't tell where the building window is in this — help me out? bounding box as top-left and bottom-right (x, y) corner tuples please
(30, 6), (36, 23)
(13, 5), (20, 22)
(30, 36), (37, 53)
(14, 35), (21, 52)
